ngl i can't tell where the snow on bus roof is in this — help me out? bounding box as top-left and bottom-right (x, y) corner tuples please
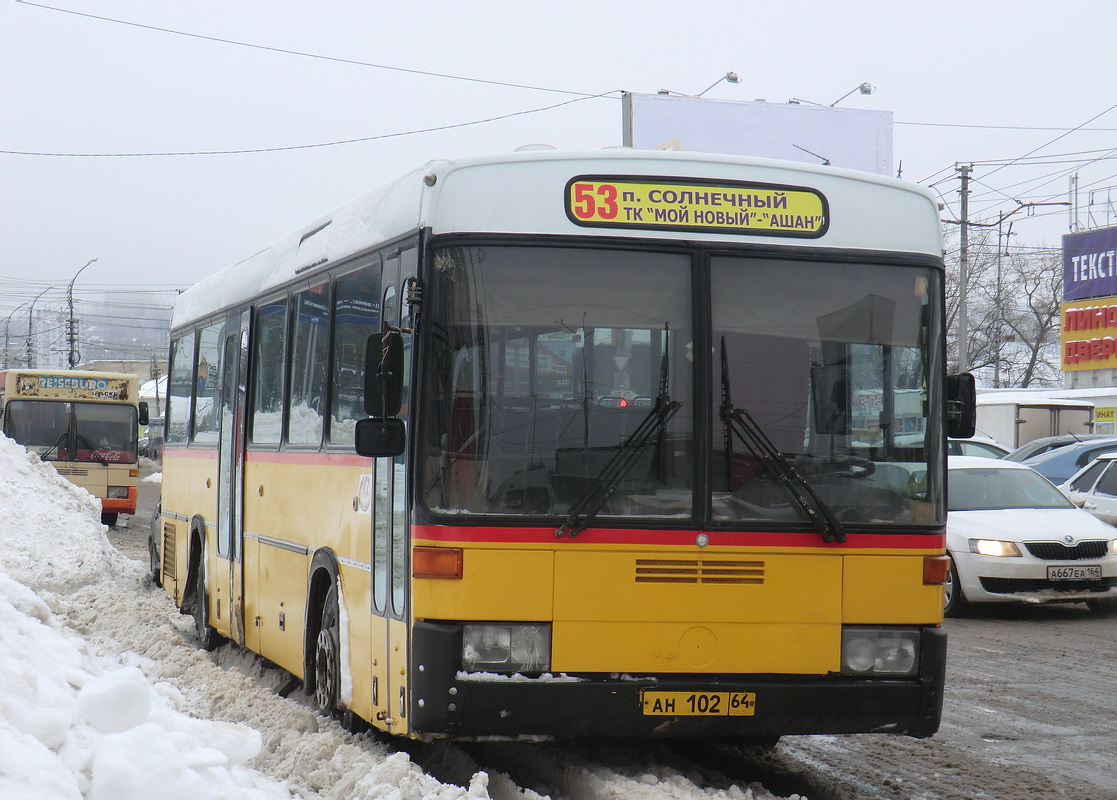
(171, 149), (941, 330)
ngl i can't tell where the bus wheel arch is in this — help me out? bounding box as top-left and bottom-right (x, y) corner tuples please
(304, 550), (340, 703)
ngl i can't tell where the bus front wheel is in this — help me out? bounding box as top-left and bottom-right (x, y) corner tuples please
(101, 512), (118, 528)
(314, 586), (341, 716)
(191, 559), (223, 651)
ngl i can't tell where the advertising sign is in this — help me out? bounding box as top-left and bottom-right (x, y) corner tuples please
(1063, 225), (1117, 301)
(622, 93), (893, 176)
(1060, 295), (1117, 371)
(15, 373), (129, 401)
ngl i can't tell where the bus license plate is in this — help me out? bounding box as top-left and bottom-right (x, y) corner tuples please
(641, 691), (756, 717)
(1047, 565), (1102, 581)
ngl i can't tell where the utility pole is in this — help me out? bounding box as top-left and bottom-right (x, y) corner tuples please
(957, 163), (971, 373)
(27, 286), (53, 369)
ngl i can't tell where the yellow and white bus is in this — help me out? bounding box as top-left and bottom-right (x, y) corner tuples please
(1, 369), (149, 526)
(154, 149), (974, 742)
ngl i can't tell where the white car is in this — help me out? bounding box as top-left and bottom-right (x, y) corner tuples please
(1060, 452), (1117, 526)
(945, 456), (1117, 616)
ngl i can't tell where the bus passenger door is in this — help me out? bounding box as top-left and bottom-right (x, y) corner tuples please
(374, 246), (416, 734)
(217, 310), (250, 646)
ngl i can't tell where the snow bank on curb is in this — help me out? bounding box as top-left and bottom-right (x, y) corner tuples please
(0, 433), (128, 593)
(0, 569), (294, 800)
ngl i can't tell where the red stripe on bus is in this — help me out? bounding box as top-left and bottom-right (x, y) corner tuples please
(412, 524), (944, 550)
(164, 448), (370, 467)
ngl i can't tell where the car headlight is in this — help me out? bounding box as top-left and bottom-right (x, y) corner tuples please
(841, 627), (920, 676)
(969, 538), (1021, 557)
(462, 623), (551, 673)
(107, 486), (130, 499)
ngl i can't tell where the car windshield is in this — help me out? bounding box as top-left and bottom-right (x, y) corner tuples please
(420, 244), (945, 531)
(948, 467), (1073, 511)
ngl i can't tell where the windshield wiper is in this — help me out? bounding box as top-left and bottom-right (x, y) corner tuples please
(556, 328), (681, 538)
(76, 434), (109, 466)
(720, 338), (846, 543)
(39, 431), (69, 461)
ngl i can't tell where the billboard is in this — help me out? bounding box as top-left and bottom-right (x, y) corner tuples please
(1061, 295), (1117, 371)
(621, 93), (893, 176)
(1063, 225), (1117, 301)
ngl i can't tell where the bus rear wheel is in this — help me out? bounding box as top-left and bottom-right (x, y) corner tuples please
(314, 586), (341, 716)
(101, 512), (118, 528)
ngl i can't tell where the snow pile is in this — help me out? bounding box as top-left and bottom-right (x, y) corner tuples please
(0, 433), (293, 800)
(0, 433), (124, 593)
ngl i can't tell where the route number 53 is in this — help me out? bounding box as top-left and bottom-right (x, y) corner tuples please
(571, 183), (619, 220)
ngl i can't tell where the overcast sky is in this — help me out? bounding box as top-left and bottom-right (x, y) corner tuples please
(3, 0), (1117, 314)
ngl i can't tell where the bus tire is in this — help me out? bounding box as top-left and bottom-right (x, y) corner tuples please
(314, 585), (341, 716)
(191, 556), (224, 651)
(101, 512), (118, 528)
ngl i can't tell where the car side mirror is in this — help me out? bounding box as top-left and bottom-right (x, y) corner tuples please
(946, 373), (976, 439)
(364, 331), (404, 417)
(355, 417), (406, 457)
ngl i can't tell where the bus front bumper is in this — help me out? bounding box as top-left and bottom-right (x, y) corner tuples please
(409, 623), (946, 740)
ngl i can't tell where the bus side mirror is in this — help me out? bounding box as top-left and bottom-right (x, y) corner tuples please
(364, 331), (403, 417)
(945, 373), (976, 438)
(355, 417), (406, 457)
(138, 401), (150, 426)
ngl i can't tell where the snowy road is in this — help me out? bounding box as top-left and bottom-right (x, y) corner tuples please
(96, 473), (1117, 800)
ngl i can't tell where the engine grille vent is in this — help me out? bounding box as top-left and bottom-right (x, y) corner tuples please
(1025, 540), (1109, 561)
(55, 468), (89, 477)
(162, 522), (177, 581)
(635, 557), (764, 585)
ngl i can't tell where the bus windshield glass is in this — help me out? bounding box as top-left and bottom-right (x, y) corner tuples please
(420, 244), (943, 528)
(3, 400), (138, 463)
(422, 245), (694, 519)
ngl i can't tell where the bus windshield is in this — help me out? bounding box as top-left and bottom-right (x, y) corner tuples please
(420, 244), (943, 529)
(3, 400), (138, 463)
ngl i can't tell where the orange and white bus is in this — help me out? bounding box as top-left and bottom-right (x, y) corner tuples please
(154, 149), (974, 743)
(1, 369), (149, 526)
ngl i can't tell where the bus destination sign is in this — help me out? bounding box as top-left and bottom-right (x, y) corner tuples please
(565, 176), (829, 238)
(15, 374), (129, 401)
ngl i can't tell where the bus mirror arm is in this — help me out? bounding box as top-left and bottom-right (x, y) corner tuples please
(945, 373), (976, 439)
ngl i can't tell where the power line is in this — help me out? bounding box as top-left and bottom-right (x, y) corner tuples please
(0, 92), (617, 158)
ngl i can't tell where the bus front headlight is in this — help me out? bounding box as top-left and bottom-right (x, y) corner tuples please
(462, 623), (551, 674)
(841, 627), (920, 676)
(107, 486), (129, 499)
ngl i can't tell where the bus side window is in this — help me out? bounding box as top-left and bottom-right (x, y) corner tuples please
(329, 263), (381, 446)
(251, 297), (287, 445)
(167, 331), (197, 444)
(289, 282), (330, 446)
(193, 320), (227, 444)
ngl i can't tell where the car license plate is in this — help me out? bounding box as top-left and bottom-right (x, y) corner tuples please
(1047, 564), (1102, 581)
(641, 691), (755, 716)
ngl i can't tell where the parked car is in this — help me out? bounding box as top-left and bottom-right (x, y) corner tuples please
(1018, 436), (1117, 484)
(1004, 433), (1112, 463)
(945, 456), (1117, 616)
(948, 436), (1010, 459)
(1060, 452), (1117, 526)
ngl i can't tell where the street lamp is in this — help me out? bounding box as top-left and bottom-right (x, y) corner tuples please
(67, 257), (97, 368)
(27, 286), (54, 369)
(3, 303), (28, 368)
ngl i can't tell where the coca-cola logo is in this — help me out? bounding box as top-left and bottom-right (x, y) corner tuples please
(92, 450), (124, 462)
